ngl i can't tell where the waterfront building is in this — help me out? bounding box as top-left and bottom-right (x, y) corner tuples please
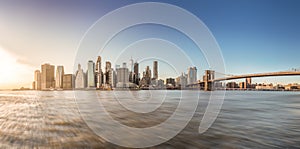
(139, 66), (151, 87)
(55, 66), (64, 89)
(41, 63), (55, 90)
(129, 57), (134, 72)
(112, 69), (117, 88)
(239, 82), (245, 89)
(146, 66), (151, 79)
(245, 77), (252, 89)
(87, 60), (95, 88)
(95, 56), (102, 88)
(34, 70), (41, 90)
(226, 82), (238, 89)
(105, 61), (113, 86)
(176, 73), (188, 88)
(256, 83), (274, 90)
(116, 63), (129, 88)
(157, 79), (164, 88)
(75, 64), (86, 89)
(153, 61), (158, 79)
(133, 62), (139, 85)
(187, 67), (197, 85)
(284, 83), (299, 90)
(63, 74), (74, 90)
(32, 82), (35, 90)
(166, 78), (176, 87)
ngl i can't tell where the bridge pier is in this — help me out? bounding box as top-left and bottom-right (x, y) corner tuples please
(204, 70), (215, 91)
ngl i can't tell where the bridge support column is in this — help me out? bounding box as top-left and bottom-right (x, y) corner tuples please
(204, 70), (215, 91)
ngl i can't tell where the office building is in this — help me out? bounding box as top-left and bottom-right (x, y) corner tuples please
(116, 63), (129, 88)
(166, 78), (176, 87)
(87, 60), (95, 88)
(139, 66), (151, 87)
(63, 74), (74, 90)
(153, 61), (158, 79)
(187, 67), (197, 85)
(41, 63), (55, 90)
(34, 70), (41, 90)
(105, 61), (112, 86)
(55, 66), (64, 89)
(176, 73), (188, 88)
(75, 64), (86, 89)
(32, 82), (35, 90)
(95, 56), (102, 88)
(133, 62), (139, 85)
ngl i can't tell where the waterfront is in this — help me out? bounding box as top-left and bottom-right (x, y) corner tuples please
(0, 91), (300, 148)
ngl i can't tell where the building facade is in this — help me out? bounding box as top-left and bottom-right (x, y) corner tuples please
(133, 62), (139, 85)
(187, 67), (197, 85)
(41, 63), (55, 90)
(55, 66), (64, 89)
(176, 73), (188, 88)
(75, 64), (86, 89)
(34, 70), (41, 90)
(87, 60), (95, 88)
(116, 63), (129, 88)
(63, 74), (74, 90)
(95, 56), (102, 88)
(166, 78), (176, 87)
(153, 61), (158, 79)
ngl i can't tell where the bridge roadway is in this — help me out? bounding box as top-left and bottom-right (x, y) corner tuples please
(213, 71), (300, 82)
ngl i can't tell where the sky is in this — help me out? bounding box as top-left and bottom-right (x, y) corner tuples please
(0, 0), (300, 89)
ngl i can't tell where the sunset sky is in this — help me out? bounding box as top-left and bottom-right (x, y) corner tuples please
(0, 0), (300, 89)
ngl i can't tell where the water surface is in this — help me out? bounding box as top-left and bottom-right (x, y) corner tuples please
(0, 91), (299, 148)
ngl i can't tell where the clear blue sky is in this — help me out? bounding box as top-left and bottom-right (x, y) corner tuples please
(0, 0), (299, 88)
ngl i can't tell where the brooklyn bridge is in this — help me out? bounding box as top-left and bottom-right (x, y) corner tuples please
(188, 70), (300, 91)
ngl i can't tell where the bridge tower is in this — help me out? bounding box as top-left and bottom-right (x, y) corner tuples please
(203, 70), (215, 91)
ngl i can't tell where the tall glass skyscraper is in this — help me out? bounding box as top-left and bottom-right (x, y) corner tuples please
(55, 66), (64, 89)
(87, 60), (95, 88)
(187, 67), (197, 85)
(41, 63), (55, 90)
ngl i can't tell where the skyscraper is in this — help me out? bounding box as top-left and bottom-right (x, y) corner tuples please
(55, 66), (64, 89)
(153, 61), (158, 79)
(146, 66), (151, 79)
(95, 56), (102, 88)
(41, 63), (55, 90)
(75, 64), (86, 89)
(187, 67), (197, 85)
(34, 70), (41, 90)
(133, 62), (139, 85)
(139, 66), (151, 87)
(116, 63), (129, 88)
(129, 57), (134, 72)
(105, 61), (112, 86)
(87, 60), (95, 88)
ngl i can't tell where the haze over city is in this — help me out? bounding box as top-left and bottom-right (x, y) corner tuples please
(0, 0), (300, 89)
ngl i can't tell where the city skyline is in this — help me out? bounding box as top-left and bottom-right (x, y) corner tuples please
(30, 56), (300, 91)
(0, 0), (300, 89)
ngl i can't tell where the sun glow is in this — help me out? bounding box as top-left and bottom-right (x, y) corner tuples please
(0, 47), (33, 89)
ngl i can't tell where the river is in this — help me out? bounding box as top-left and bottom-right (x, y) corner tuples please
(0, 90), (299, 148)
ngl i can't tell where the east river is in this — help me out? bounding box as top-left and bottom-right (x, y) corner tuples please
(0, 90), (299, 148)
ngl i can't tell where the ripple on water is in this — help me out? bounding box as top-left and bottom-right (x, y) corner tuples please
(0, 91), (299, 148)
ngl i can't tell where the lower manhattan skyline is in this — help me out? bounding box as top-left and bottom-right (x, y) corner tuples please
(0, 0), (300, 90)
(1, 1), (300, 149)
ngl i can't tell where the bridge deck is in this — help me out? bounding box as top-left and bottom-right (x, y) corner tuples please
(214, 71), (300, 81)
